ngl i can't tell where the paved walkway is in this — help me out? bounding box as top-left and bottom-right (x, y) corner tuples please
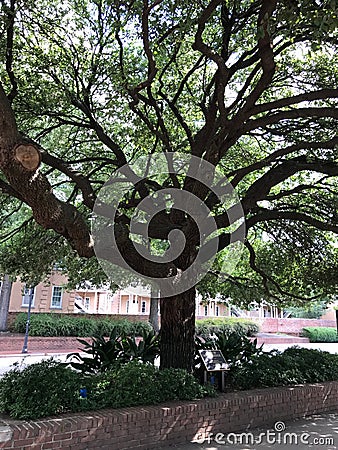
(0, 352), (72, 377)
(165, 413), (338, 449)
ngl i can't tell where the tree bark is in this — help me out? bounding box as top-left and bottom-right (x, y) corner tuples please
(149, 285), (160, 333)
(0, 275), (12, 331)
(160, 287), (196, 372)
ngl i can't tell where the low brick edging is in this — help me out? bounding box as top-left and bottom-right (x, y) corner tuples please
(1, 381), (338, 450)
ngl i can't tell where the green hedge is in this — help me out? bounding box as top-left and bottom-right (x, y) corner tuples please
(232, 347), (338, 390)
(301, 327), (338, 343)
(10, 313), (152, 337)
(0, 359), (214, 420)
(195, 317), (259, 337)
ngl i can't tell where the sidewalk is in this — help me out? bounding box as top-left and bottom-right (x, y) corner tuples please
(165, 412), (338, 449)
(0, 351), (79, 377)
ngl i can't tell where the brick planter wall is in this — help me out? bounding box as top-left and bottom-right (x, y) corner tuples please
(1, 382), (338, 450)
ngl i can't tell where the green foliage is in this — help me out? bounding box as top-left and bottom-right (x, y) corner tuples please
(195, 331), (263, 383)
(0, 359), (85, 420)
(67, 327), (160, 374)
(10, 313), (152, 337)
(89, 361), (215, 409)
(302, 327), (338, 342)
(287, 300), (328, 319)
(195, 318), (259, 337)
(0, 359), (213, 420)
(121, 328), (160, 364)
(232, 347), (338, 390)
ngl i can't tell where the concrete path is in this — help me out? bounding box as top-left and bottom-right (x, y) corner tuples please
(165, 412), (338, 449)
(0, 353), (70, 377)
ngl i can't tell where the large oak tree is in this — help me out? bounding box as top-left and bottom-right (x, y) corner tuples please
(0, 0), (337, 370)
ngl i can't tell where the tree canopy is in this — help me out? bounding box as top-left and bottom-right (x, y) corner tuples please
(0, 0), (337, 369)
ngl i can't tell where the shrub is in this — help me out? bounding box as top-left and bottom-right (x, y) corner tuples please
(301, 327), (338, 343)
(282, 347), (338, 382)
(0, 359), (214, 419)
(0, 359), (87, 420)
(195, 318), (259, 337)
(231, 347), (338, 390)
(90, 361), (215, 409)
(10, 313), (152, 337)
(66, 328), (160, 374)
(157, 368), (214, 401)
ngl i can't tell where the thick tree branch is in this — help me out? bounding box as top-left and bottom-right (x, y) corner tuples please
(237, 0), (277, 114)
(229, 137), (338, 187)
(5, 0), (18, 103)
(242, 157), (338, 211)
(0, 81), (94, 257)
(246, 209), (338, 234)
(250, 89), (338, 115)
(243, 107), (338, 133)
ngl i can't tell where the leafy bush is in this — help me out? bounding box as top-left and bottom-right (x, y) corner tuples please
(0, 359), (87, 420)
(231, 347), (338, 390)
(0, 359), (214, 420)
(196, 318), (259, 337)
(301, 327), (338, 342)
(90, 361), (215, 409)
(10, 313), (152, 337)
(67, 327), (160, 374)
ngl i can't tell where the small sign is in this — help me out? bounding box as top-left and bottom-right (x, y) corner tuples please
(199, 349), (229, 371)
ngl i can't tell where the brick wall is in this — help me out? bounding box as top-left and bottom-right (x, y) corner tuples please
(255, 318), (336, 334)
(0, 335), (81, 353)
(1, 382), (337, 450)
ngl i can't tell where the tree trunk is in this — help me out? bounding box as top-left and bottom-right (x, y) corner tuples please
(0, 275), (12, 331)
(149, 286), (160, 333)
(160, 287), (196, 372)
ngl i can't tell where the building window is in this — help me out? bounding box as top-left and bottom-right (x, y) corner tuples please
(204, 305), (208, 316)
(216, 306), (219, 316)
(141, 300), (146, 314)
(22, 287), (35, 307)
(126, 300), (129, 314)
(84, 297), (90, 310)
(51, 286), (63, 309)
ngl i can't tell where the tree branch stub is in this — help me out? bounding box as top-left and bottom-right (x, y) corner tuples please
(13, 144), (41, 171)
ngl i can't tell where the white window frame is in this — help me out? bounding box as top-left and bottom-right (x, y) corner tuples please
(204, 305), (208, 316)
(51, 286), (63, 309)
(22, 286), (35, 307)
